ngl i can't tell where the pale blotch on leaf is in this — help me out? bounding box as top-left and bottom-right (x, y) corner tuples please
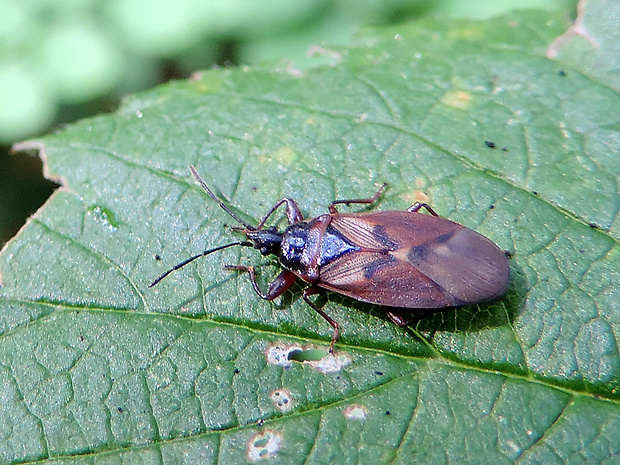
(269, 388), (294, 413)
(285, 62), (303, 78)
(452, 27), (484, 41)
(441, 90), (472, 110)
(306, 352), (351, 374)
(87, 205), (118, 233)
(414, 190), (430, 203)
(401, 189), (430, 206)
(306, 45), (342, 64)
(266, 146), (298, 165)
(343, 404), (368, 421)
(247, 430), (283, 462)
(265, 343), (351, 374)
(265, 343), (304, 369)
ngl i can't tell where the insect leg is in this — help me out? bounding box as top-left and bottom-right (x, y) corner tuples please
(255, 198), (303, 229)
(385, 308), (446, 327)
(385, 310), (411, 327)
(407, 202), (439, 216)
(302, 286), (340, 353)
(329, 183), (387, 214)
(226, 266), (297, 300)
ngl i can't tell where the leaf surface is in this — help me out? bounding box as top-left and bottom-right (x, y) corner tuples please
(1, 8), (619, 464)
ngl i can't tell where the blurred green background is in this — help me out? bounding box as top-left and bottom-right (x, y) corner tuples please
(0, 0), (575, 249)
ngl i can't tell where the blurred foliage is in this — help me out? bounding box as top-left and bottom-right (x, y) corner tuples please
(0, 0), (575, 248)
(0, 0), (574, 142)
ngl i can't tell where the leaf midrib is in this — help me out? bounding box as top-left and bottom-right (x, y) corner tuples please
(0, 299), (617, 404)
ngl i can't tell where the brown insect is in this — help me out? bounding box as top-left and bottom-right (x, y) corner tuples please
(151, 166), (511, 352)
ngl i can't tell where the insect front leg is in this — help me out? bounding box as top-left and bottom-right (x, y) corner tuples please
(226, 266), (297, 300)
(407, 202), (439, 216)
(302, 286), (340, 353)
(329, 183), (387, 214)
(255, 198), (303, 229)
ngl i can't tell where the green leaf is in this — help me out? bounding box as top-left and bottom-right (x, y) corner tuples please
(2, 8), (619, 464)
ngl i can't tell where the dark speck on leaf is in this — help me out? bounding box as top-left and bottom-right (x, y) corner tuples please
(559, 69), (567, 76)
(489, 204), (495, 210)
(485, 140), (496, 148)
(375, 371), (384, 376)
(154, 254), (161, 261)
(589, 222), (599, 229)
(385, 411), (391, 415)
(533, 191), (539, 196)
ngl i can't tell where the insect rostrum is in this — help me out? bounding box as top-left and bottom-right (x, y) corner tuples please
(151, 166), (510, 352)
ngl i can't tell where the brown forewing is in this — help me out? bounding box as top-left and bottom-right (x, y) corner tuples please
(318, 250), (459, 307)
(318, 211), (509, 308)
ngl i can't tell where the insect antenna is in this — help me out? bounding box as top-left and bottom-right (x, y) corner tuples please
(149, 241), (253, 287)
(189, 165), (255, 230)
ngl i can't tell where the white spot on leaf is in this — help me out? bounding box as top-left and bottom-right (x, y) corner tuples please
(247, 430), (283, 462)
(343, 404), (367, 421)
(270, 389), (294, 413)
(265, 343), (303, 369)
(265, 342), (351, 373)
(307, 352), (351, 374)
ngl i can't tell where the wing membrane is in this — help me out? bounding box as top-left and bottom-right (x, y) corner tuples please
(319, 211), (509, 307)
(319, 251), (457, 308)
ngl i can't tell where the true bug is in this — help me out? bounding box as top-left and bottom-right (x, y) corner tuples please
(150, 165), (510, 352)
